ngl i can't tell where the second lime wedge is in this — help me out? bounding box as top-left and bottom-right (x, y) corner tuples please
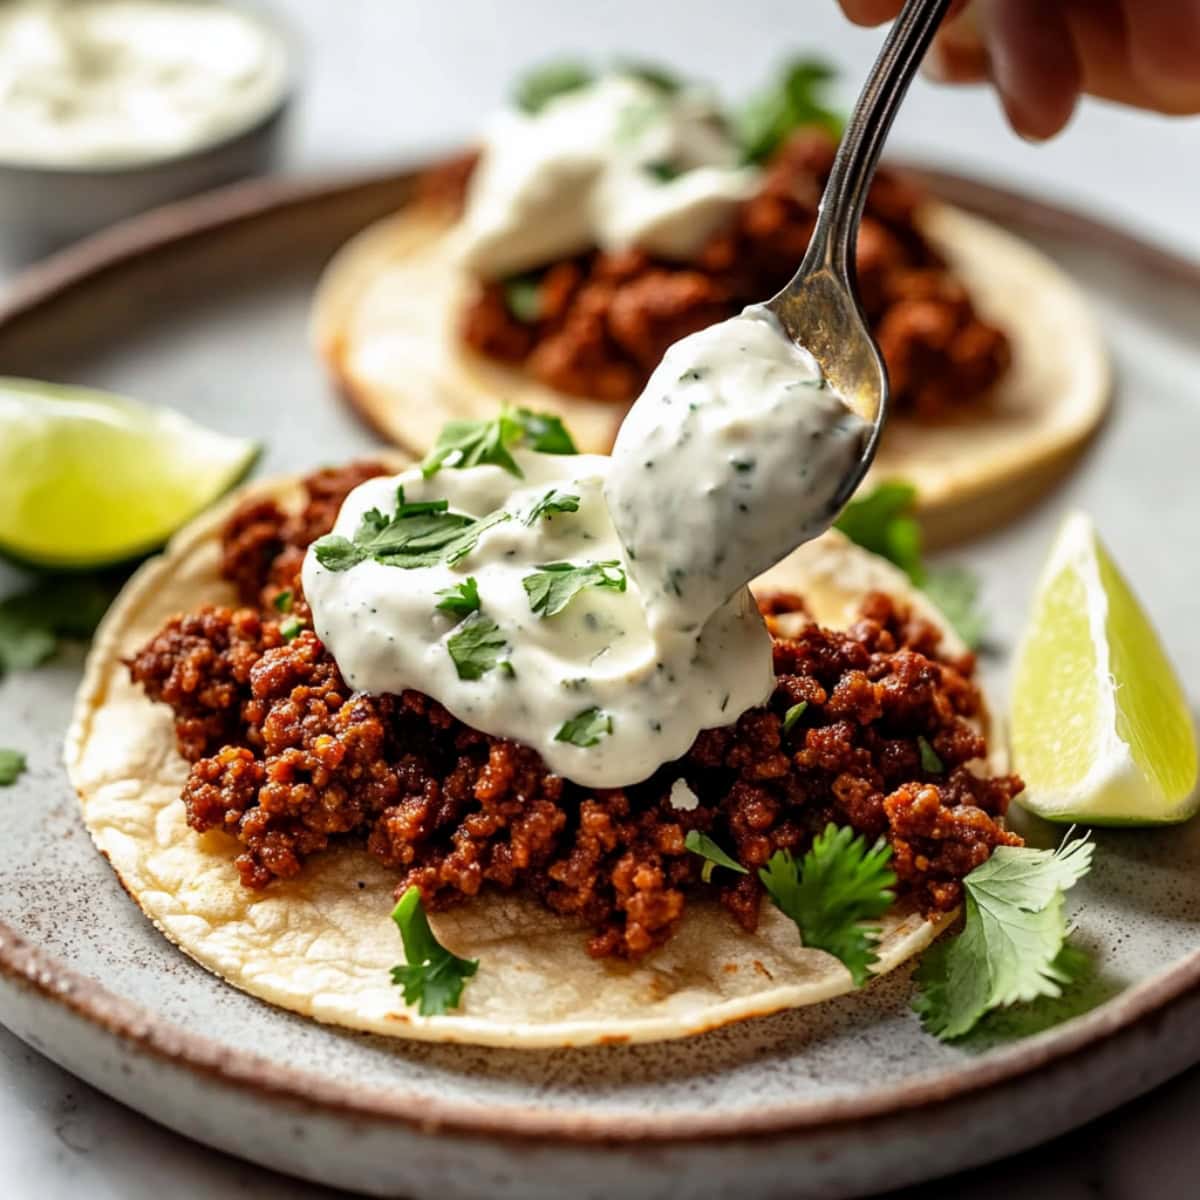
(0, 378), (258, 569)
(1010, 512), (1198, 825)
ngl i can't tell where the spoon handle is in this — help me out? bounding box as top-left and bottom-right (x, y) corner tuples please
(798, 0), (951, 286)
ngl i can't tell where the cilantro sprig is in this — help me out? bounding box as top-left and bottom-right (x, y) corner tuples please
(389, 887), (479, 1016)
(685, 830), (748, 884)
(0, 749), (26, 787)
(420, 408), (577, 480)
(0, 575), (118, 676)
(513, 61), (594, 114)
(913, 834), (1094, 1040)
(314, 489), (508, 574)
(834, 481), (988, 649)
(735, 58), (843, 165)
(759, 824), (897, 987)
(523, 560), (626, 617)
(523, 489), (580, 526)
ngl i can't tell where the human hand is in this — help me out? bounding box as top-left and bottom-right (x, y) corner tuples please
(839, 0), (1200, 138)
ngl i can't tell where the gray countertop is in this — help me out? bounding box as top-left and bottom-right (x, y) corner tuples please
(3, 2), (1199, 1196)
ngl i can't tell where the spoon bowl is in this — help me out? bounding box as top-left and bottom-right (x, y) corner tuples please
(765, 0), (952, 511)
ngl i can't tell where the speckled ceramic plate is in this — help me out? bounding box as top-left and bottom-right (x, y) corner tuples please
(1, 167), (1199, 1200)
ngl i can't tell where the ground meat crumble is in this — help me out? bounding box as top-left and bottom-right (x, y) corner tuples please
(127, 465), (1023, 960)
(453, 128), (1011, 421)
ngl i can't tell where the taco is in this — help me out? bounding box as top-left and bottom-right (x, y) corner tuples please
(313, 62), (1109, 546)
(67, 415), (1023, 1048)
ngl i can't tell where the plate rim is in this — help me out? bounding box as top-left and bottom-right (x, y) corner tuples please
(3, 160), (1200, 1146)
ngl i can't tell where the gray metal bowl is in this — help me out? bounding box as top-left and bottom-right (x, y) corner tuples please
(0, 2), (295, 253)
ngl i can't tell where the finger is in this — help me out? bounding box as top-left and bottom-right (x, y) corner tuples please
(1122, 0), (1200, 110)
(925, 7), (989, 83)
(1066, 0), (1200, 115)
(839, 0), (904, 26)
(840, 0), (969, 26)
(979, 0), (1082, 138)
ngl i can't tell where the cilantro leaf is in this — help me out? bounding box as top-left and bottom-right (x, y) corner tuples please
(736, 58), (843, 165)
(617, 61), (682, 93)
(685, 829), (748, 884)
(513, 61), (593, 114)
(0, 749), (26, 786)
(759, 824), (896, 987)
(523, 560), (626, 617)
(913, 834), (1095, 1039)
(834, 481), (924, 585)
(503, 273), (543, 324)
(279, 615), (304, 643)
(509, 409), (577, 456)
(313, 488), (506, 574)
(435, 577), (481, 619)
(555, 706), (612, 747)
(918, 735), (944, 774)
(447, 611), (511, 680)
(389, 886), (478, 1016)
(782, 700), (808, 735)
(834, 482), (989, 649)
(272, 589), (294, 614)
(420, 408), (577, 480)
(524, 490), (580, 526)
(0, 574), (118, 675)
(923, 565), (989, 650)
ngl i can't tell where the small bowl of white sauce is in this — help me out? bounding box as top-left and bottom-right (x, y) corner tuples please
(0, 0), (294, 248)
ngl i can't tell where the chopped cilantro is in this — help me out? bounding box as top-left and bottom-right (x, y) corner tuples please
(913, 834), (1094, 1040)
(642, 159), (682, 183)
(313, 488), (506, 574)
(279, 615), (304, 643)
(0, 749), (26, 786)
(759, 824), (896, 987)
(523, 490), (580, 526)
(420, 408), (577, 480)
(918, 735), (944, 774)
(782, 701), (808, 735)
(447, 611), (511, 680)
(555, 706), (612, 747)
(736, 58), (843, 165)
(523, 561), (626, 618)
(389, 886), (478, 1016)
(435, 577), (481, 619)
(503, 273), (543, 324)
(513, 61), (593, 114)
(685, 829), (748, 884)
(272, 589), (294, 614)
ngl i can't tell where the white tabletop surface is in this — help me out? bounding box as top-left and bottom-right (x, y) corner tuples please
(3, 2), (1199, 1197)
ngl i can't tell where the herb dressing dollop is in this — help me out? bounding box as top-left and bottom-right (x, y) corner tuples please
(457, 73), (758, 280)
(605, 306), (870, 634)
(0, 0), (288, 168)
(303, 450), (774, 790)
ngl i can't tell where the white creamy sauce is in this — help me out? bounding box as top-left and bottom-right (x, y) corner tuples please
(303, 450), (774, 790)
(457, 73), (759, 280)
(605, 307), (870, 634)
(0, 0), (289, 168)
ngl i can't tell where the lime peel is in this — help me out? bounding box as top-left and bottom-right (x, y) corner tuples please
(1011, 512), (1198, 825)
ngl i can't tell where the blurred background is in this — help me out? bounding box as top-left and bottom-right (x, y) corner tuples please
(2, 0), (1200, 274)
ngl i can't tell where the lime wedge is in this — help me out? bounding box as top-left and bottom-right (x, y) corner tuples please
(1011, 512), (1198, 825)
(0, 378), (258, 569)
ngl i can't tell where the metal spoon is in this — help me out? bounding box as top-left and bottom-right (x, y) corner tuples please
(766, 0), (952, 513)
